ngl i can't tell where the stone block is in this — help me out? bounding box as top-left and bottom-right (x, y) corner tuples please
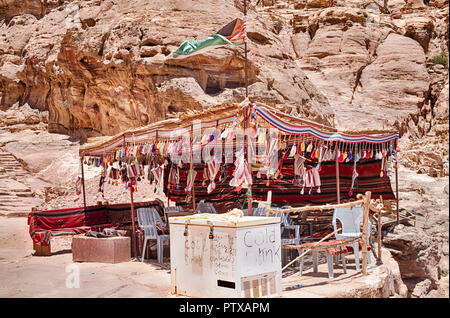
(72, 235), (131, 263)
(33, 242), (51, 256)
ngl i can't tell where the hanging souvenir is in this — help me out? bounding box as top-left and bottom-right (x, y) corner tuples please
(151, 164), (164, 195)
(342, 143), (348, 162)
(346, 149), (353, 162)
(338, 146), (344, 163)
(257, 129), (266, 144)
(75, 176), (82, 195)
(167, 165), (174, 190)
(202, 167), (208, 186)
(349, 151), (358, 197)
(229, 152), (252, 191)
(315, 144), (321, 160)
(220, 128), (229, 140)
(310, 144), (316, 159)
(206, 159), (221, 194)
(327, 146), (333, 161)
(98, 175), (105, 193)
(288, 143), (297, 158)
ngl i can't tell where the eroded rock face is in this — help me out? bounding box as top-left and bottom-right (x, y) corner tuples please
(291, 1), (442, 131)
(1, 0), (447, 139)
(383, 224), (443, 293)
(352, 33), (430, 126)
(399, 76), (449, 174)
(0, 0), (335, 139)
(0, 0), (72, 23)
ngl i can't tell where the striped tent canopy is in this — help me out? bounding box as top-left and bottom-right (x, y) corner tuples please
(79, 100), (399, 157)
(79, 100), (399, 209)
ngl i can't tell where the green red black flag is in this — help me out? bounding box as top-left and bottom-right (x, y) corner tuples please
(173, 18), (245, 56)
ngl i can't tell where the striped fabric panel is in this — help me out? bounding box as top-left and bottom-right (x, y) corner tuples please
(28, 201), (164, 246)
(254, 106), (399, 143)
(165, 159), (395, 212)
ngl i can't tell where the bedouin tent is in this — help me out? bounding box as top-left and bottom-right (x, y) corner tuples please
(79, 99), (400, 215)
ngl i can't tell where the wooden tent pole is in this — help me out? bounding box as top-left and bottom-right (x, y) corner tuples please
(244, 0), (248, 98)
(361, 191), (371, 275)
(123, 135), (137, 258)
(245, 104), (253, 216)
(395, 150), (399, 225)
(80, 156), (87, 210)
(378, 195), (383, 261)
(129, 184), (138, 258)
(190, 124), (196, 212)
(335, 144), (340, 204)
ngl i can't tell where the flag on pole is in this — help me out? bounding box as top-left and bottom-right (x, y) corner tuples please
(173, 18), (245, 56)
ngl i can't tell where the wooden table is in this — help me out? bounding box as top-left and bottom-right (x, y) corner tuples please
(284, 237), (359, 279)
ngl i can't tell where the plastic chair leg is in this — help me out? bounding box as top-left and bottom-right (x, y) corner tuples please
(157, 237), (163, 264)
(326, 253), (334, 279)
(353, 243), (360, 271)
(141, 238), (147, 262)
(342, 255), (347, 274)
(299, 250), (304, 276)
(312, 250), (318, 273)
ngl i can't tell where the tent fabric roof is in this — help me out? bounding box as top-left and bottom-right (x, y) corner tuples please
(79, 100), (399, 157)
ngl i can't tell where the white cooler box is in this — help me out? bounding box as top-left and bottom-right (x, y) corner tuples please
(169, 215), (282, 298)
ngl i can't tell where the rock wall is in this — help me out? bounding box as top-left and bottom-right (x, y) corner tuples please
(0, 0), (335, 140)
(1, 0), (448, 142)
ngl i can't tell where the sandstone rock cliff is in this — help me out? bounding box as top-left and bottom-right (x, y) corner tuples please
(1, 0), (447, 143)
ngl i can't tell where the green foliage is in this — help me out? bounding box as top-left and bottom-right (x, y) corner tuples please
(431, 52), (448, 68)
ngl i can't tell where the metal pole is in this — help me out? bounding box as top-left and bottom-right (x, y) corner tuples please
(244, 0), (248, 98)
(80, 157), (87, 210)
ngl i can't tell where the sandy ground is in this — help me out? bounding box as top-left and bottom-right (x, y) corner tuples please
(0, 215), (404, 298)
(0, 141), (447, 298)
(0, 216), (174, 298)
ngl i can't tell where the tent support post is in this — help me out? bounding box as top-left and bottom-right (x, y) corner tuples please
(361, 191), (371, 275)
(245, 104), (253, 216)
(122, 135), (137, 258)
(244, 0), (248, 98)
(190, 125), (196, 212)
(129, 185), (138, 259)
(395, 160), (399, 225)
(80, 157), (87, 210)
(335, 149), (340, 204)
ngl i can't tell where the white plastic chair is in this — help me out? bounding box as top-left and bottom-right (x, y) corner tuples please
(270, 207), (301, 267)
(137, 207), (169, 264)
(242, 207), (267, 216)
(196, 201), (217, 214)
(163, 206), (184, 223)
(332, 206), (371, 271)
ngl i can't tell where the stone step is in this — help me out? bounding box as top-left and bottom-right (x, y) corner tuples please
(15, 192), (35, 198)
(0, 188), (32, 193)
